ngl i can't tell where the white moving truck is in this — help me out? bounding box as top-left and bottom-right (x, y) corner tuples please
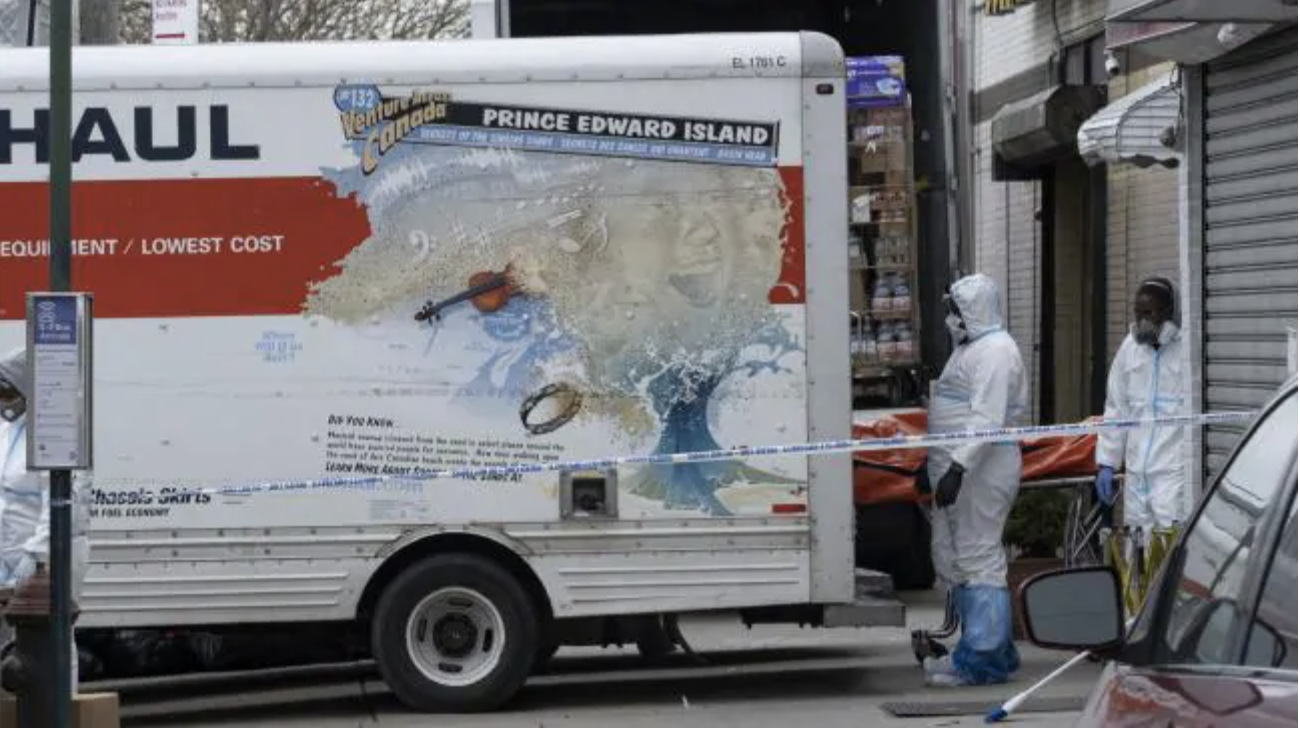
(0, 31), (903, 711)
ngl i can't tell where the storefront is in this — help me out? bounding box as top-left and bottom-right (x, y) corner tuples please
(1104, 0), (1298, 485)
(982, 30), (1114, 424)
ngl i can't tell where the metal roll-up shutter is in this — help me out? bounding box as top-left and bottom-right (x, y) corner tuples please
(1202, 29), (1299, 475)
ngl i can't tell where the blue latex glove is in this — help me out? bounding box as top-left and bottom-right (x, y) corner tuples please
(1095, 466), (1116, 505)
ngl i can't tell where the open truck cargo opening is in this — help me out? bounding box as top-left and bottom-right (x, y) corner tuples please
(0, 31), (907, 711)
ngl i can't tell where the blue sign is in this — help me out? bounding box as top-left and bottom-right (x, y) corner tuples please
(333, 84), (382, 113)
(846, 56), (907, 109)
(32, 295), (78, 346)
(26, 292), (92, 470)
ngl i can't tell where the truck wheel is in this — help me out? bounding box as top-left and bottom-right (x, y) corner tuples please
(372, 553), (538, 713)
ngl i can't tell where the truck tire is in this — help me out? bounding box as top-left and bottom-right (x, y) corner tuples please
(372, 553), (538, 713)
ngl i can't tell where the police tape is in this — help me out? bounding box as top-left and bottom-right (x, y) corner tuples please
(198, 409), (1257, 500)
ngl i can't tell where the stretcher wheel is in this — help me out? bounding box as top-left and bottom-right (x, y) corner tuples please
(911, 634), (949, 664)
(928, 639), (948, 659)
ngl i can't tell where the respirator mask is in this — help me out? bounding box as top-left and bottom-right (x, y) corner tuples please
(1133, 318), (1161, 346)
(943, 295), (967, 345)
(1133, 278), (1177, 349)
(1134, 319), (1178, 348)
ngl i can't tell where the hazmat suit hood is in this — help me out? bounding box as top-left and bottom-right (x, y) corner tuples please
(1132, 276), (1182, 348)
(0, 348), (27, 400)
(948, 273), (1005, 342)
(1137, 275), (1181, 326)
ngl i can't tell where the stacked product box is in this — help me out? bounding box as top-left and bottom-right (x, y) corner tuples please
(845, 56), (921, 376)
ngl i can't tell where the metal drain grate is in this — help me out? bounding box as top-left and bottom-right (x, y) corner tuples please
(881, 695), (1084, 718)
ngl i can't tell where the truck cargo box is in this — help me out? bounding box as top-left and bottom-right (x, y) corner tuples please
(0, 32), (899, 712)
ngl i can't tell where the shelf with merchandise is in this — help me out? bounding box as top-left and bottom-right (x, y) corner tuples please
(852, 193), (910, 220)
(845, 70), (922, 405)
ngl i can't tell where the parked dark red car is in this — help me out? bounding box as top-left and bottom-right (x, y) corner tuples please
(1019, 376), (1298, 727)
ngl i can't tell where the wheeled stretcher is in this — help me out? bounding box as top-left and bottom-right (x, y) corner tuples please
(851, 410), (1183, 662)
(907, 473), (1180, 663)
(848, 410), (1128, 663)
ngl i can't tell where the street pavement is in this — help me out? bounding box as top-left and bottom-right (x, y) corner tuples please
(110, 591), (1101, 728)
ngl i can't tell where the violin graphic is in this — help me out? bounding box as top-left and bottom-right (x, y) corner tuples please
(415, 265), (520, 323)
(408, 196), (609, 326)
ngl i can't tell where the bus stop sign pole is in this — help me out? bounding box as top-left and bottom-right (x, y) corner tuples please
(44, 0), (75, 723)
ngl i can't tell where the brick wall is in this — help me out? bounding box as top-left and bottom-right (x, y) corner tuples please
(968, 0), (1180, 420)
(974, 0), (1106, 89)
(971, 119), (1041, 420)
(969, 1), (1110, 422)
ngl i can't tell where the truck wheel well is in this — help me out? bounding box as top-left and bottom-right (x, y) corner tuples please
(357, 533), (552, 626)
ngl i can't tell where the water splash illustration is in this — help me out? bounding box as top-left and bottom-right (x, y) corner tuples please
(452, 297), (579, 416)
(624, 319), (803, 515)
(307, 103), (805, 516)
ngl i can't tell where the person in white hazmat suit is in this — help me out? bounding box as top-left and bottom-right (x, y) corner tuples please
(0, 347), (91, 687)
(921, 273), (1028, 687)
(1094, 276), (1187, 613)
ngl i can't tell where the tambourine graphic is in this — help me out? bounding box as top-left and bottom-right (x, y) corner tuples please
(519, 382), (583, 436)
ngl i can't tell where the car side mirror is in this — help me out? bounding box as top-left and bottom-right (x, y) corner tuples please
(1177, 599), (1240, 663)
(1175, 597), (1289, 669)
(1019, 566), (1125, 654)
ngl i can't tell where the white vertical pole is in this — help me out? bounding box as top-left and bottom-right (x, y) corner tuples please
(470, 0), (508, 39)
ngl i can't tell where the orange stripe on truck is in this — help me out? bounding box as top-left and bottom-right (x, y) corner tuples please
(0, 167), (807, 319)
(0, 176), (371, 319)
(771, 167), (805, 306)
